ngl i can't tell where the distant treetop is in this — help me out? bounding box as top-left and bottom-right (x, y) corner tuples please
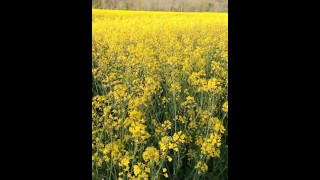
(92, 0), (228, 12)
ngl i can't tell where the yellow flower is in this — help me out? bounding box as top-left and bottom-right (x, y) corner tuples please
(200, 133), (223, 157)
(222, 101), (228, 113)
(176, 115), (186, 124)
(161, 120), (172, 131)
(164, 173), (169, 178)
(145, 167), (151, 173)
(169, 82), (181, 94)
(119, 152), (131, 171)
(162, 168), (167, 173)
(173, 131), (186, 143)
(159, 136), (172, 152)
(97, 158), (102, 167)
(133, 165), (141, 176)
(143, 146), (160, 164)
(173, 133), (179, 141)
(195, 161), (208, 174)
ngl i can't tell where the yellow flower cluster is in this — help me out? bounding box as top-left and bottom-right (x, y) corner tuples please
(143, 146), (160, 164)
(163, 168), (169, 178)
(195, 161), (208, 174)
(92, 9), (228, 179)
(159, 136), (173, 152)
(200, 133), (222, 157)
(129, 121), (151, 143)
(129, 162), (149, 180)
(222, 101), (228, 113)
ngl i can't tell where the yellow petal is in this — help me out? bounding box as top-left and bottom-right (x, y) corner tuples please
(162, 168), (167, 173)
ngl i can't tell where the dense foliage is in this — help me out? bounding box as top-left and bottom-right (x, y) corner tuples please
(92, 10), (228, 180)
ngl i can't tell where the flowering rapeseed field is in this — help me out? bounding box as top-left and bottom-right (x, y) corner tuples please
(92, 9), (228, 180)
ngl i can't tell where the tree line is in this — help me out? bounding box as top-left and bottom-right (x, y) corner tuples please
(92, 0), (228, 12)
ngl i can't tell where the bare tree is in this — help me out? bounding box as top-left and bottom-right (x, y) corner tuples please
(92, 0), (228, 12)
